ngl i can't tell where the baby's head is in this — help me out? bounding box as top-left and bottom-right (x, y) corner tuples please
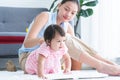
(44, 24), (66, 51)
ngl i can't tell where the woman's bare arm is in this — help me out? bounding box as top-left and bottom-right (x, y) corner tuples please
(24, 12), (49, 48)
(66, 22), (75, 36)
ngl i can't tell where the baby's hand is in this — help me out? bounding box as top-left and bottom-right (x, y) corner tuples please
(63, 69), (71, 74)
(38, 74), (47, 79)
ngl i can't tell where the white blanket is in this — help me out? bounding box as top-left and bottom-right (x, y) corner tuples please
(0, 70), (108, 80)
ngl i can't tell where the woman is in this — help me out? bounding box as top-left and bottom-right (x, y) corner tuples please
(19, 0), (120, 76)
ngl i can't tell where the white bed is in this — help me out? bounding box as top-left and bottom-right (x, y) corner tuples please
(0, 70), (120, 80)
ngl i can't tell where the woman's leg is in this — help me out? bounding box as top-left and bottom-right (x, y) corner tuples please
(71, 58), (82, 70)
(65, 34), (97, 70)
(65, 34), (120, 75)
(79, 51), (120, 76)
(19, 52), (30, 72)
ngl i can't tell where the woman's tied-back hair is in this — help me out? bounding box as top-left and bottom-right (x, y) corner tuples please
(61, 0), (80, 12)
(44, 24), (65, 45)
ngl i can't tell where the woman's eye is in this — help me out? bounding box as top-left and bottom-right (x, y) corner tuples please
(65, 8), (69, 11)
(72, 12), (75, 15)
(57, 40), (61, 42)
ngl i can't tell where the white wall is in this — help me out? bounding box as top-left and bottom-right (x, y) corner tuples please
(81, 0), (120, 59)
(0, 0), (53, 8)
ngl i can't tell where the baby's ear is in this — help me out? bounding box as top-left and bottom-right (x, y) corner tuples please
(46, 40), (50, 46)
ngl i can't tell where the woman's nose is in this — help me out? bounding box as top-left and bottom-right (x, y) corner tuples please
(67, 11), (72, 17)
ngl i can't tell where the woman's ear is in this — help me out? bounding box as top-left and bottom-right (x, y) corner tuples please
(57, 3), (61, 9)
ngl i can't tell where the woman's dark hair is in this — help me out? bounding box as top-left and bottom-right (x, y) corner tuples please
(61, 0), (80, 12)
(44, 24), (65, 45)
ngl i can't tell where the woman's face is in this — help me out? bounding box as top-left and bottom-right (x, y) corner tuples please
(50, 32), (66, 51)
(58, 1), (78, 22)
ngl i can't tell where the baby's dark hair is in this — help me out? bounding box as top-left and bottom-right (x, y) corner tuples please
(61, 0), (80, 12)
(44, 24), (65, 45)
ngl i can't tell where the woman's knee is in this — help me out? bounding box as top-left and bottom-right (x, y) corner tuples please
(19, 52), (30, 71)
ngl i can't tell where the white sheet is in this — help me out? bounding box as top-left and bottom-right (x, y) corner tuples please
(0, 70), (108, 80)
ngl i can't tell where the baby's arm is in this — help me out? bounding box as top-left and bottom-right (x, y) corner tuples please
(37, 54), (47, 79)
(62, 53), (71, 73)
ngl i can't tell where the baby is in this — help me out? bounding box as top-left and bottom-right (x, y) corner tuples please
(25, 24), (71, 79)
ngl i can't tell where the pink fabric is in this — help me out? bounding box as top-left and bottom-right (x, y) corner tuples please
(25, 42), (68, 75)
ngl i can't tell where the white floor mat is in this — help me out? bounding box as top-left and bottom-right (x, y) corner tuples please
(0, 70), (108, 80)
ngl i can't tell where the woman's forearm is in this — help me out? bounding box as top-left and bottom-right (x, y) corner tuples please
(24, 38), (44, 48)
